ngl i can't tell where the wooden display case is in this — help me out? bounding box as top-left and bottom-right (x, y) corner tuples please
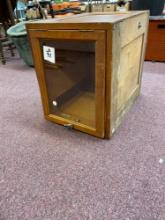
(26, 11), (149, 138)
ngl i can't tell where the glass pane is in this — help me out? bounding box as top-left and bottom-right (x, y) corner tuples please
(40, 40), (96, 128)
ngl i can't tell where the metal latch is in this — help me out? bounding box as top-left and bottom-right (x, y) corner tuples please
(64, 124), (74, 129)
(138, 22), (142, 29)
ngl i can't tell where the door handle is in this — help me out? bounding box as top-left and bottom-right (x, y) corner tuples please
(138, 22), (142, 29)
(64, 124), (74, 129)
(45, 62), (63, 69)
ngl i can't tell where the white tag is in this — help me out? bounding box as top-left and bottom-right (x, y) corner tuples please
(116, 7), (127, 12)
(43, 46), (55, 63)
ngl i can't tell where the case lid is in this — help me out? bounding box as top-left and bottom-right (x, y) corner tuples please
(26, 11), (148, 30)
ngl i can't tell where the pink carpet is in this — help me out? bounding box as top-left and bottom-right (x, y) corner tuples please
(0, 54), (165, 220)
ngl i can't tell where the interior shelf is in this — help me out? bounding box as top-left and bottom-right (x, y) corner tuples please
(53, 91), (95, 128)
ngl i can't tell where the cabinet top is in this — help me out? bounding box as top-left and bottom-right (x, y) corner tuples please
(149, 15), (165, 21)
(26, 11), (148, 30)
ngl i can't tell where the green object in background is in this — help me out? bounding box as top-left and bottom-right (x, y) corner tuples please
(55, 0), (63, 3)
(10, 36), (33, 67)
(7, 21), (34, 67)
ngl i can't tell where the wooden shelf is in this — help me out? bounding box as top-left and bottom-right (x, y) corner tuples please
(55, 91), (95, 128)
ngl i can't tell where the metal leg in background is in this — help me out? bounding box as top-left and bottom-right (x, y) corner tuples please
(0, 41), (6, 64)
(9, 43), (15, 57)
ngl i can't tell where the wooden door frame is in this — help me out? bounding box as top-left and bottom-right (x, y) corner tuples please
(28, 29), (106, 138)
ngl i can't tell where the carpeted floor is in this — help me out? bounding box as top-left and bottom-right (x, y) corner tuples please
(0, 53), (165, 220)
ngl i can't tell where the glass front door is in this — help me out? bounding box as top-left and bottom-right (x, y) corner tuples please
(41, 40), (96, 128)
(29, 30), (105, 137)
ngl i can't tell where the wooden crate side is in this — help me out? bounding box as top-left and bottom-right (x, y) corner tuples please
(105, 23), (121, 138)
(104, 29), (113, 138)
(138, 14), (149, 88)
(119, 13), (149, 47)
(109, 13), (148, 136)
(117, 35), (144, 112)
